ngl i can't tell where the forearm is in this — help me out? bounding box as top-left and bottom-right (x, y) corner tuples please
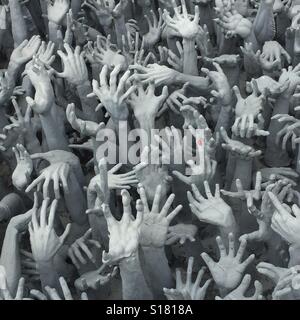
(76, 81), (100, 122)
(119, 253), (153, 300)
(0, 193), (25, 222)
(64, 172), (88, 226)
(39, 106), (70, 151)
(288, 245), (300, 267)
(0, 227), (21, 295)
(265, 95), (291, 167)
(137, 117), (155, 152)
(37, 259), (60, 291)
(175, 72), (210, 93)
(219, 216), (238, 242)
(48, 21), (60, 46)
(232, 157), (253, 191)
(182, 38), (198, 76)
(9, 0), (27, 46)
(113, 16), (127, 49)
(25, 0), (46, 38)
(140, 246), (174, 299)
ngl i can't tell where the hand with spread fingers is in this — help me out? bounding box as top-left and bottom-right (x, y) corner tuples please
(138, 184), (182, 248)
(201, 233), (255, 291)
(187, 182), (236, 230)
(220, 127), (262, 160)
(101, 190), (144, 264)
(163, 257), (212, 300)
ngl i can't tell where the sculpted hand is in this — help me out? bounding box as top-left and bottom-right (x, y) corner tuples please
(256, 261), (290, 285)
(272, 114), (300, 151)
(0, 267), (26, 300)
(130, 63), (179, 87)
(75, 264), (118, 291)
(163, 0), (200, 40)
(220, 127), (262, 160)
(31, 277), (88, 300)
(143, 9), (163, 47)
(82, 0), (113, 27)
(25, 58), (55, 115)
(260, 167), (299, 186)
(221, 172), (262, 206)
(260, 41), (291, 71)
(201, 233), (255, 290)
(102, 190), (143, 264)
(56, 44), (88, 87)
(12, 144), (33, 190)
(138, 184), (182, 247)
(201, 63), (232, 106)
(10, 36), (41, 66)
(90, 65), (135, 121)
(25, 150), (80, 199)
(29, 198), (71, 263)
(94, 35), (127, 70)
(47, 0), (70, 25)
(215, 275), (263, 300)
(163, 257), (212, 300)
(66, 103), (105, 138)
(165, 224), (197, 245)
(232, 113), (269, 139)
(214, 1), (252, 39)
(233, 81), (265, 123)
(188, 182), (236, 229)
(68, 229), (101, 270)
(128, 81), (168, 123)
(269, 192), (300, 247)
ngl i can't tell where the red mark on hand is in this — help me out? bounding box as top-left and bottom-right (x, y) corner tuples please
(197, 139), (203, 146)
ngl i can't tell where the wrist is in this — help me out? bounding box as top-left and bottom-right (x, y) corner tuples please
(76, 80), (91, 93)
(8, 60), (20, 72)
(119, 251), (139, 269)
(220, 214), (238, 236)
(49, 21), (59, 28)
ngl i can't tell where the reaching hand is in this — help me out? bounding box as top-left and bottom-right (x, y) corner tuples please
(188, 182), (235, 229)
(102, 190), (143, 264)
(272, 114), (300, 151)
(221, 172), (262, 206)
(256, 261), (290, 285)
(56, 44), (88, 86)
(138, 184), (182, 247)
(128, 81), (168, 123)
(201, 62), (232, 106)
(94, 35), (127, 70)
(233, 81), (265, 122)
(163, 0), (200, 40)
(163, 257), (212, 300)
(165, 223), (197, 245)
(10, 36), (41, 66)
(130, 63), (179, 87)
(143, 9), (163, 47)
(201, 233), (255, 290)
(66, 103), (105, 138)
(220, 127), (262, 160)
(269, 191), (300, 247)
(47, 0), (70, 25)
(0, 266), (26, 300)
(30, 277), (88, 300)
(68, 228), (101, 270)
(215, 274), (263, 300)
(12, 144), (33, 190)
(29, 198), (71, 263)
(90, 65), (135, 121)
(75, 264), (118, 291)
(214, 1), (252, 39)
